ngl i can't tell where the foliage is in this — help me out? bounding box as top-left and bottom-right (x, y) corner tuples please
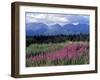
(26, 34), (89, 47)
(26, 42), (89, 67)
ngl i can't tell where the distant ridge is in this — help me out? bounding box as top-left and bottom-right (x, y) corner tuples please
(26, 23), (89, 36)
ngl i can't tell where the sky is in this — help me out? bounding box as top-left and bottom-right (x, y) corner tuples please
(26, 12), (90, 36)
(26, 12), (89, 26)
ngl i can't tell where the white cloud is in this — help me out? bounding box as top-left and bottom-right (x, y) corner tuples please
(26, 13), (46, 20)
(35, 14), (46, 19)
(72, 22), (79, 25)
(46, 14), (69, 22)
(26, 13), (89, 26)
(83, 15), (89, 19)
(26, 13), (69, 25)
(26, 17), (38, 23)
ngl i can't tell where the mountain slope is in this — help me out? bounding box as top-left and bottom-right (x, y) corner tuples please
(26, 23), (48, 36)
(26, 23), (89, 36)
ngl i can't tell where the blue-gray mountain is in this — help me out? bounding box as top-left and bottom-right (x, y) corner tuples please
(26, 23), (89, 36)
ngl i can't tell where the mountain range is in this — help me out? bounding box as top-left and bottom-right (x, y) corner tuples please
(26, 23), (89, 36)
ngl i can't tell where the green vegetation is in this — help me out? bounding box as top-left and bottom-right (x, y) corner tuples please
(26, 41), (89, 67)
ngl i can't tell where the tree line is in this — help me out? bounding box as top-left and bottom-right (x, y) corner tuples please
(26, 34), (89, 47)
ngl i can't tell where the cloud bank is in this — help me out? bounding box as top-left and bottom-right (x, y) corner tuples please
(26, 12), (89, 26)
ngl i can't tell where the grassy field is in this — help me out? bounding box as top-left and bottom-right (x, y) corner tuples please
(26, 41), (89, 67)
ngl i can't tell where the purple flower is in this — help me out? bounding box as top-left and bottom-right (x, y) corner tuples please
(29, 43), (89, 62)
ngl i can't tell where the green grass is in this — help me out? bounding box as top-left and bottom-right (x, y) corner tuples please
(26, 41), (89, 67)
(26, 42), (68, 55)
(26, 55), (89, 67)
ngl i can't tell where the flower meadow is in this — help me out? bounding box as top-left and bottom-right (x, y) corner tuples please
(25, 12), (90, 67)
(26, 42), (89, 67)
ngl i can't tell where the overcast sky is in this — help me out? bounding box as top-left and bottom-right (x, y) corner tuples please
(26, 12), (89, 26)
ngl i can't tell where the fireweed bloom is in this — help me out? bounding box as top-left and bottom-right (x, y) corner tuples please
(30, 43), (89, 62)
